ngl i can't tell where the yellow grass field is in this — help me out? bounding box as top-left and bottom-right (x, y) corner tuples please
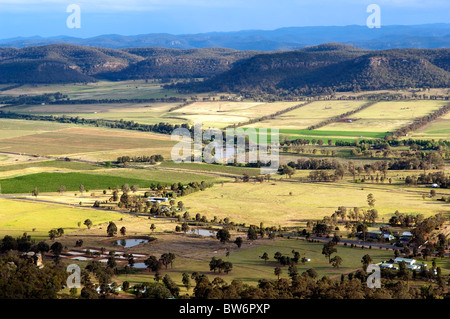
(0, 197), (124, 239)
(181, 180), (450, 227)
(171, 101), (302, 128)
(319, 100), (448, 132)
(247, 100), (367, 129)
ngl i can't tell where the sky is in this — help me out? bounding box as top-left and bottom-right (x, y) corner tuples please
(0, 0), (448, 39)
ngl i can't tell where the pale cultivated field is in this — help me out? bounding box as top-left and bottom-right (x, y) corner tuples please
(171, 101), (302, 128)
(345, 101), (447, 120)
(0, 119), (73, 140)
(247, 100), (367, 130)
(0, 123), (176, 159)
(319, 100), (448, 133)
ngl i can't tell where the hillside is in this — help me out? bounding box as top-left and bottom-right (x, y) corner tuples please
(173, 45), (450, 95)
(0, 44), (258, 84)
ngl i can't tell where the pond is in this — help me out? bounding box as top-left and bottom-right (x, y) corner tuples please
(132, 262), (147, 269)
(114, 238), (150, 248)
(187, 228), (217, 237)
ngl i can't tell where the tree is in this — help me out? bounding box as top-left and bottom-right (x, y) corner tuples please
(84, 219), (92, 229)
(330, 256), (343, 269)
(181, 222), (190, 233)
(50, 242), (63, 256)
(322, 242), (337, 263)
(107, 256), (116, 269)
(182, 273), (191, 291)
(260, 252), (269, 264)
(32, 187), (39, 197)
(121, 184), (130, 194)
(274, 267), (282, 280)
(247, 226), (258, 240)
(361, 254), (373, 271)
(58, 185), (66, 195)
(163, 274), (180, 297)
(107, 221), (117, 237)
(234, 237), (243, 248)
(216, 229), (231, 244)
(48, 229), (58, 240)
(367, 193), (376, 208)
(145, 255), (162, 272)
(120, 226), (126, 236)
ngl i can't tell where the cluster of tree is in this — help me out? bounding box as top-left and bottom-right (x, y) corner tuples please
(411, 213), (447, 247)
(116, 154), (164, 164)
(189, 267), (447, 299)
(286, 158), (343, 170)
(51, 97), (189, 104)
(0, 92), (67, 106)
(247, 224), (278, 241)
(0, 111), (192, 136)
(272, 250), (302, 266)
(389, 211), (424, 228)
(144, 253), (176, 273)
(0, 253), (67, 299)
(113, 181), (212, 214)
(80, 260), (117, 298)
(418, 171), (449, 188)
(209, 257), (233, 274)
(307, 170), (344, 182)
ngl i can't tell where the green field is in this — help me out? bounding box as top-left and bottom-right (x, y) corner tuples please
(0, 169), (224, 194)
(116, 238), (394, 287)
(0, 172), (156, 194)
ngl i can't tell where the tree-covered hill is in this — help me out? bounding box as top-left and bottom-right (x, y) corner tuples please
(172, 44), (450, 95)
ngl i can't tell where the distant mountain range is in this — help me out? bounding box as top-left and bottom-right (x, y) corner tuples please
(1, 24), (450, 51)
(0, 25), (449, 95)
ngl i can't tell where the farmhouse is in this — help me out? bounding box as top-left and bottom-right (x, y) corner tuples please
(148, 197), (169, 203)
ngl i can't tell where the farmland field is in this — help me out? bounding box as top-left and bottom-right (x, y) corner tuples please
(181, 180), (450, 227)
(0, 122), (176, 159)
(0, 197), (123, 239)
(0, 80), (189, 100)
(0, 167), (224, 194)
(319, 100), (448, 133)
(115, 238), (395, 287)
(247, 100), (368, 130)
